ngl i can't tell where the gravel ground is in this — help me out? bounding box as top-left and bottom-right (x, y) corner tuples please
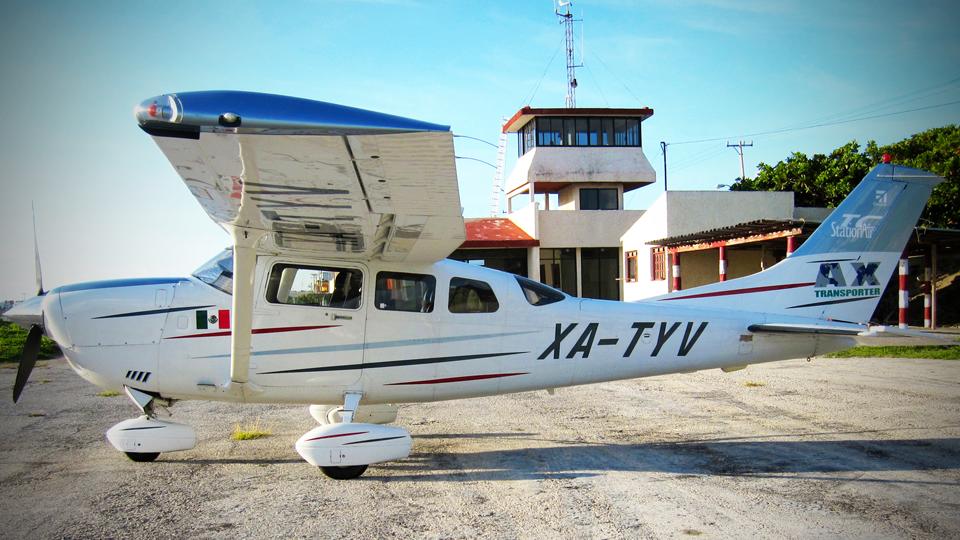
(0, 356), (958, 539)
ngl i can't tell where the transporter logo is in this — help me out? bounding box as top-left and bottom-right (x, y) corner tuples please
(814, 261), (882, 299)
(830, 213), (883, 239)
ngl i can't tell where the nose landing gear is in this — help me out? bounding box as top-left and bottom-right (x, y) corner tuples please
(105, 386), (197, 462)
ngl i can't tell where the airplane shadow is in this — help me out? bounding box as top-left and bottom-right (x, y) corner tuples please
(161, 457), (304, 465)
(368, 437), (960, 484)
(416, 432), (536, 440)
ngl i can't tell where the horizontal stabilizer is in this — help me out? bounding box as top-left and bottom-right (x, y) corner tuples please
(748, 323), (864, 336)
(861, 325), (956, 341)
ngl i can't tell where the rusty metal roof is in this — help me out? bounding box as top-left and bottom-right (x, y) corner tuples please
(648, 219), (813, 247)
(460, 218), (539, 248)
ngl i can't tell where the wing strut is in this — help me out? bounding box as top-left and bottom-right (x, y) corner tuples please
(226, 139), (267, 399)
(229, 225), (265, 389)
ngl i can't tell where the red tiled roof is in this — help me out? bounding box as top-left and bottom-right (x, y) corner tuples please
(460, 218), (539, 248)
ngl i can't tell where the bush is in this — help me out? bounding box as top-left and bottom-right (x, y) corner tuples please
(0, 321), (61, 363)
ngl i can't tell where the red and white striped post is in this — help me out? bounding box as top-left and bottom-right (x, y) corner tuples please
(671, 250), (682, 292)
(923, 249), (933, 329)
(718, 245), (728, 282)
(786, 235), (797, 257)
(898, 251), (909, 329)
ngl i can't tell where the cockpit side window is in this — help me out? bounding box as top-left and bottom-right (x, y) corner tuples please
(192, 249), (234, 295)
(449, 277), (499, 313)
(266, 264), (362, 309)
(515, 276), (566, 306)
(375, 272), (435, 313)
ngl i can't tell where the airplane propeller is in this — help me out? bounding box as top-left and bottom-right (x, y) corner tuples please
(13, 325), (43, 403)
(33, 202), (44, 296)
(10, 203), (47, 403)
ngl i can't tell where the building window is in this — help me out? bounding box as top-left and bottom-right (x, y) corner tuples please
(375, 272), (435, 312)
(625, 251), (638, 282)
(540, 248), (577, 296)
(529, 116), (643, 151)
(581, 247), (620, 300)
(651, 248), (667, 281)
(449, 277), (499, 313)
(519, 122), (537, 155)
(580, 188), (618, 210)
(266, 264), (362, 309)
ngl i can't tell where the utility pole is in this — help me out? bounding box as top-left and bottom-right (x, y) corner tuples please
(660, 141), (668, 191)
(726, 140), (754, 180)
(556, 1), (582, 108)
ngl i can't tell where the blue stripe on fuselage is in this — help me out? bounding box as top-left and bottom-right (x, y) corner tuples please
(51, 277), (186, 294)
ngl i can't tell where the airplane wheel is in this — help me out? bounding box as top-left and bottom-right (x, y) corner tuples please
(125, 451), (160, 462)
(320, 465), (368, 480)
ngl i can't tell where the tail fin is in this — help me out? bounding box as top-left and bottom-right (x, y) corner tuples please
(656, 163), (942, 324)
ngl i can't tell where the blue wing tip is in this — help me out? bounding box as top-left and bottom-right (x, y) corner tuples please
(136, 90), (450, 133)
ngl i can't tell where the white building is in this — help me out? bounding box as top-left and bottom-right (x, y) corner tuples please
(451, 106), (655, 300)
(452, 105), (824, 301)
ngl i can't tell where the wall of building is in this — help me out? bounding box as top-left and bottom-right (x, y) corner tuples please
(677, 246), (781, 289)
(621, 195), (670, 300)
(539, 208), (645, 248)
(508, 203), (539, 238)
(505, 146), (656, 193)
(727, 246), (781, 279)
(621, 190), (795, 301)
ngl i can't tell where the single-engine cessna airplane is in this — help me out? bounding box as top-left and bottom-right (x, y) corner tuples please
(5, 91), (943, 479)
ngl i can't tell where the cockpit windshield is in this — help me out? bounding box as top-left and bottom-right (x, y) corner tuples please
(192, 249), (234, 294)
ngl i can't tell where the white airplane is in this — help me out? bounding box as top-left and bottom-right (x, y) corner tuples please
(5, 91), (943, 479)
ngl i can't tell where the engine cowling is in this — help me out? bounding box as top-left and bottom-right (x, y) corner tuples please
(295, 423), (411, 467)
(106, 416), (197, 454)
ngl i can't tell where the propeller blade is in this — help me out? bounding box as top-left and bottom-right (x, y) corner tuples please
(32, 202), (44, 296)
(13, 325), (43, 403)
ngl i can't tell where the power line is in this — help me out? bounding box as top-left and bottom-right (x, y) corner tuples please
(668, 99), (960, 146)
(588, 49), (644, 106)
(521, 35), (566, 107)
(455, 155), (497, 168)
(582, 62), (610, 107)
(453, 134), (498, 148)
(785, 74), (960, 129)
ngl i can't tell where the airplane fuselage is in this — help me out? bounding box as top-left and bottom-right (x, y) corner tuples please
(44, 256), (854, 406)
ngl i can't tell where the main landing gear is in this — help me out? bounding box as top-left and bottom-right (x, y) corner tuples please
(296, 393), (412, 480)
(105, 386), (197, 462)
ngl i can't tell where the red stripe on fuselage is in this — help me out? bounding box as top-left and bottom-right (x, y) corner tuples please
(305, 431), (368, 441)
(386, 372), (529, 386)
(164, 325), (339, 339)
(658, 282), (814, 301)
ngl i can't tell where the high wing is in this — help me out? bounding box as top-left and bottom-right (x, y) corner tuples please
(135, 91), (465, 263)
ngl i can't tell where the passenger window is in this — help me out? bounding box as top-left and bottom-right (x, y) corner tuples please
(375, 272), (435, 313)
(266, 264), (362, 309)
(449, 277), (499, 313)
(516, 276), (566, 306)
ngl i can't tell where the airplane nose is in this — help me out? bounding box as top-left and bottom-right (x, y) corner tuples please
(2, 295), (45, 330)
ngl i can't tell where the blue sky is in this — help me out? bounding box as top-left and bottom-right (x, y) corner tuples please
(2, 0), (958, 299)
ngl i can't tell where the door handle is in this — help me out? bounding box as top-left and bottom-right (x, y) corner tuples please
(332, 314), (352, 321)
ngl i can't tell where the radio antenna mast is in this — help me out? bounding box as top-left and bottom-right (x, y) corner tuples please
(555, 1), (582, 108)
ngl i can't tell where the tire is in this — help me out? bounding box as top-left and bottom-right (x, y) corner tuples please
(320, 464), (368, 480)
(326, 407), (344, 424)
(125, 451), (160, 462)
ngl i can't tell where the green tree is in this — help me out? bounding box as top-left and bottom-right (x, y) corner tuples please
(730, 125), (960, 227)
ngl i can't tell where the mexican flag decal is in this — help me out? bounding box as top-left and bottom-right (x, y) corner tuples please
(196, 309), (230, 330)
